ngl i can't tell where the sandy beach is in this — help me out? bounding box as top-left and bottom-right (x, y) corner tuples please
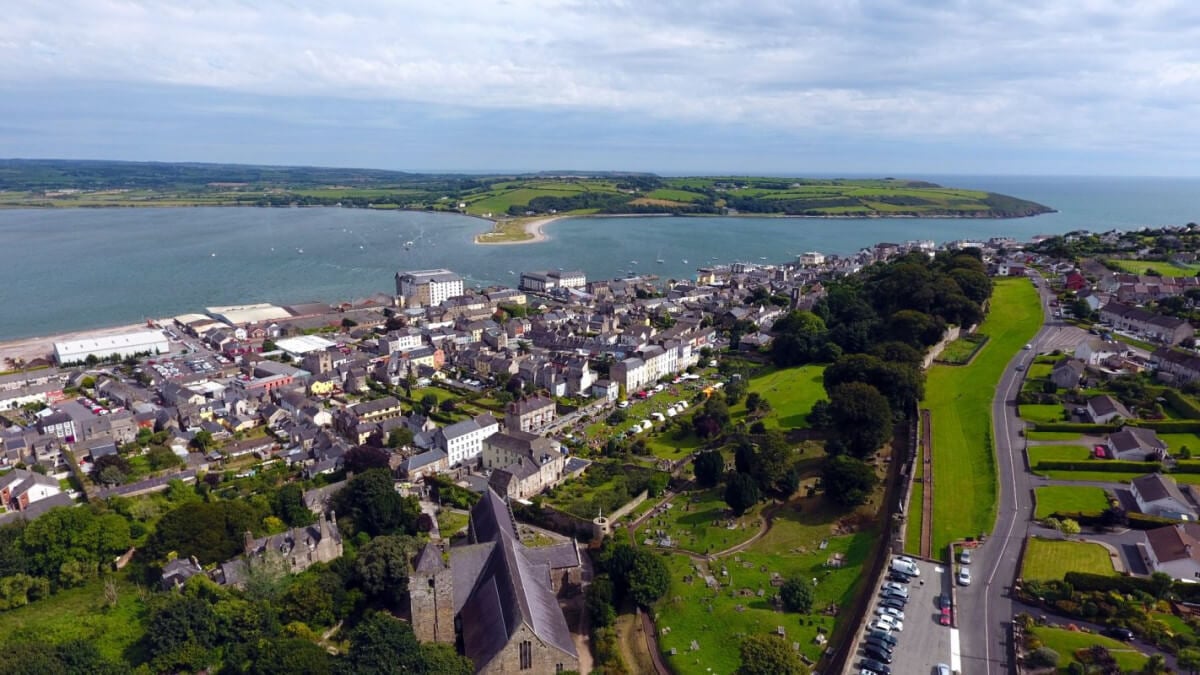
(0, 321), (153, 367)
(475, 215), (565, 245)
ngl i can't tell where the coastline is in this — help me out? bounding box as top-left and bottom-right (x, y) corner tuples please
(0, 321), (154, 367)
(474, 215), (565, 246)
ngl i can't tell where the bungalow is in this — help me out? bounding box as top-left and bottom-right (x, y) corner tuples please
(1140, 523), (1200, 581)
(1131, 473), (1198, 521)
(1087, 395), (1132, 424)
(1108, 427), (1168, 461)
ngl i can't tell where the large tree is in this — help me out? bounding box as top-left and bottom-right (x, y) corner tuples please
(344, 612), (426, 674)
(724, 473), (761, 515)
(335, 469), (421, 537)
(146, 500), (260, 565)
(822, 455), (879, 508)
(736, 634), (809, 675)
(826, 382), (892, 458)
(779, 576), (815, 613)
(693, 451), (724, 488)
(355, 535), (419, 609)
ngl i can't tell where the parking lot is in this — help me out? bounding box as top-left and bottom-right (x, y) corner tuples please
(852, 558), (954, 675)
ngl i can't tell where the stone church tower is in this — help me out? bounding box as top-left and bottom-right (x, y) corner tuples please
(410, 543), (454, 644)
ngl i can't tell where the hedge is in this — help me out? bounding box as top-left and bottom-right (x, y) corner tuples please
(1171, 461), (1200, 474)
(1031, 422), (1120, 433)
(1129, 419), (1200, 433)
(1164, 389), (1200, 420)
(1034, 460), (1161, 473)
(1064, 571), (1157, 595)
(1128, 512), (1187, 530)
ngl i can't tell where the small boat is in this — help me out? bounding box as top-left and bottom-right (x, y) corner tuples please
(210, 252), (216, 257)
(297, 248), (304, 254)
(682, 259), (688, 264)
(508, 270), (515, 275)
(630, 260), (638, 265)
(656, 249), (665, 264)
(759, 256), (767, 260)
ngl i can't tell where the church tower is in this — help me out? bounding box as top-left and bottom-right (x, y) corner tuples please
(410, 542), (455, 643)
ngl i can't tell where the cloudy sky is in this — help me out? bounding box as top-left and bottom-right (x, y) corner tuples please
(3, 0), (1200, 175)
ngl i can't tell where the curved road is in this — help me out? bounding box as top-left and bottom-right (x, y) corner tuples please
(957, 274), (1055, 674)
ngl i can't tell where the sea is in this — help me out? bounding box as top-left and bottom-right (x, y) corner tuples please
(1, 175), (1198, 342)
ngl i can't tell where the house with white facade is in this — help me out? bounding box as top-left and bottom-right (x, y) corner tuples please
(0, 469), (63, 513)
(1131, 473), (1198, 521)
(1107, 427), (1169, 461)
(1141, 523), (1200, 581)
(435, 413), (499, 467)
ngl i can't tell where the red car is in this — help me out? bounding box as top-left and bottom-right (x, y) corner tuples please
(1094, 445), (1109, 459)
(939, 607), (952, 626)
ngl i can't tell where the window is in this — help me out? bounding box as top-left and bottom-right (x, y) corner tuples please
(519, 640), (532, 670)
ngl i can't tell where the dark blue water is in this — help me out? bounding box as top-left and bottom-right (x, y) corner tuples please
(1, 176), (1197, 340)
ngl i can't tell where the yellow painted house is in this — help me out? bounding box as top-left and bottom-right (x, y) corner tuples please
(309, 379), (337, 396)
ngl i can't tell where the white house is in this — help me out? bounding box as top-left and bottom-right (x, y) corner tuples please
(435, 413), (499, 467)
(1087, 395), (1132, 424)
(1108, 427), (1169, 461)
(1141, 523), (1200, 581)
(1131, 474), (1198, 521)
(0, 469), (64, 512)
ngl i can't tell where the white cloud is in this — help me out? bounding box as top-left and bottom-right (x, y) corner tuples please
(3, 0), (1200, 152)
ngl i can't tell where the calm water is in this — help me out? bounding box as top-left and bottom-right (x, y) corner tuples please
(1, 175), (1197, 341)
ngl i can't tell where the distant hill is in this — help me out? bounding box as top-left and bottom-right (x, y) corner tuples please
(0, 159), (1053, 218)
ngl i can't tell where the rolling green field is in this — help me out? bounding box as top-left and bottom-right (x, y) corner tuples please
(926, 278), (1042, 551)
(1034, 486), (1110, 519)
(1109, 259), (1200, 277)
(1031, 626), (1148, 672)
(1022, 538), (1117, 581)
(655, 499), (875, 674)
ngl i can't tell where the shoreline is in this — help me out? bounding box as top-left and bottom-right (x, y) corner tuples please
(0, 321), (155, 368)
(473, 215), (566, 246)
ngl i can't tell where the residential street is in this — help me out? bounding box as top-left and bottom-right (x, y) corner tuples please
(957, 274), (1056, 673)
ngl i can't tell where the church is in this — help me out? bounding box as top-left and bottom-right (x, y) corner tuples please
(410, 487), (581, 673)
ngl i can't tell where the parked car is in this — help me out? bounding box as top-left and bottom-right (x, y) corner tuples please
(875, 606), (905, 621)
(936, 664), (952, 675)
(868, 619), (899, 633)
(859, 658), (892, 675)
(958, 568), (972, 586)
(960, 549), (972, 565)
(939, 607), (952, 626)
(1101, 626), (1134, 641)
(862, 646), (893, 664)
(879, 596), (907, 611)
(867, 630), (899, 646)
(881, 587), (908, 601)
(882, 582), (909, 596)
(864, 636), (895, 654)
(887, 571), (913, 584)
(938, 593), (952, 610)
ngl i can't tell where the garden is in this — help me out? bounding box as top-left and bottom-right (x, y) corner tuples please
(1021, 538), (1117, 582)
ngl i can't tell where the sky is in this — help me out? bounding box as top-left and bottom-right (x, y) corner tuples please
(3, 1), (1200, 175)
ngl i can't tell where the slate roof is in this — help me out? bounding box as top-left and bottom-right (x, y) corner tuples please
(452, 488), (578, 667)
(414, 542), (446, 574)
(1110, 427), (1166, 454)
(1133, 473), (1192, 507)
(1146, 522), (1200, 563)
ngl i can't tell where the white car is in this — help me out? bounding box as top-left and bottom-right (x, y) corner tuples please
(958, 568), (972, 586)
(867, 619), (899, 633)
(875, 606), (905, 621)
(960, 549), (972, 565)
(881, 582), (909, 597)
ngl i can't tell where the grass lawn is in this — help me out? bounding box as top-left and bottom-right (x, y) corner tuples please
(1020, 404), (1067, 424)
(741, 365), (826, 430)
(1109, 259), (1200, 277)
(1026, 431), (1086, 442)
(1151, 611), (1191, 636)
(436, 509), (469, 538)
(1022, 538), (1117, 581)
(936, 334), (988, 364)
(927, 278), (1042, 551)
(1038, 471), (1146, 483)
(636, 488), (763, 555)
(1028, 445), (1096, 466)
(1161, 433), (1200, 455)
(655, 497), (876, 674)
(0, 577), (148, 664)
(1030, 625), (1148, 673)
(1026, 362), (1055, 380)
(1034, 486), (1110, 519)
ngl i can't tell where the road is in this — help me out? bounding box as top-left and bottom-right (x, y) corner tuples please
(957, 274), (1057, 674)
